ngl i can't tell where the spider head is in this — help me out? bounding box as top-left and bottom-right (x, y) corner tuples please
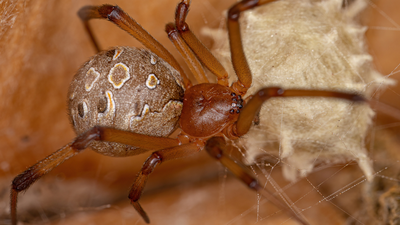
(180, 83), (242, 138)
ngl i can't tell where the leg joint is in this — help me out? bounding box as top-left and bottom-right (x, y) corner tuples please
(71, 126), (101, 150)
(165, 23), (178, 37)
(12, 170), (36, 192)
(142, 153), (162, 175)
(228, 0), (259, 21)
(98, 5), (121, 21)
(205, 137), (225, 159)
(175, 2), (190, 31)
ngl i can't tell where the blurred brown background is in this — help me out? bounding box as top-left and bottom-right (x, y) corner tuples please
(0, 0), (399, 224)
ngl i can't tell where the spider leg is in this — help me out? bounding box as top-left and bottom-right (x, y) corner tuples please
(78, 10), (101, 53)
(169, 0), (229, 86)
(230, 87), (366, 137)
(166, 23), (209, 84)
(10, 126), (179, 225)
(228, 0), (278, 95)
(205, 136), (309, 225)
(10, 144), (81, 225)
(77, 4), (192, 88)
(128, 142), (202, 223)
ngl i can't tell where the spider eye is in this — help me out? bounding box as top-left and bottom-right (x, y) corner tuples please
(229, 109), (235, 114)
(97, 96), (108, 113)
(77, 102), (88, 118)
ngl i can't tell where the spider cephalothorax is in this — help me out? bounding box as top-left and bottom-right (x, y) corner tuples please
(180, 83), (241, 137)
(10, 1), (368, 225)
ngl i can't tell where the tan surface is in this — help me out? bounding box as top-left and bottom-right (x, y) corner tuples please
(0, 0), (399, 225)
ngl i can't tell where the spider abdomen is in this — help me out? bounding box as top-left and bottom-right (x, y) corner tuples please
(180, 83), (239, 137)
(68, 47), (185, 156)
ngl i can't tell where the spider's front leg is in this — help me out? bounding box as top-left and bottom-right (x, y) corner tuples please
(167, 0), (229, 86)
(227, 0), (279, 94)
(128, 141), (203, 223)
(229, 87), (366, 137)
(10, 126), (179, 225)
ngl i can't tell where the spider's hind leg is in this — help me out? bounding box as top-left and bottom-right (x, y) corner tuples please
(128, 142), (202, 223)
(205, 136), (310, 225)
(10, 127), (100, 225)
(10, 126), (180, 225)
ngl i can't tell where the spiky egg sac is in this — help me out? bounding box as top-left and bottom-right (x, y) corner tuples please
(204, 0), (395, 181)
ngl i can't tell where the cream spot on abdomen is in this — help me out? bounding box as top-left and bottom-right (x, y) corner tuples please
(85, 67), (100, 91)
(108, 63), (130, 89)
(130, 104), (150, 122)
(113, 49), (124, 60)
(146, 74), (160, 90)
(150, 55), (157, 65)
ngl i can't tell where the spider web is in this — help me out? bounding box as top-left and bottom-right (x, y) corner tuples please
(0, 0), (399, 225)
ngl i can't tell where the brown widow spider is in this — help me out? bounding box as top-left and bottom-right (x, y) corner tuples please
(10, 0), (367, 224)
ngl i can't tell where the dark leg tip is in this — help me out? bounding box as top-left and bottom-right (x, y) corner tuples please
(131, 201), (150, 223)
